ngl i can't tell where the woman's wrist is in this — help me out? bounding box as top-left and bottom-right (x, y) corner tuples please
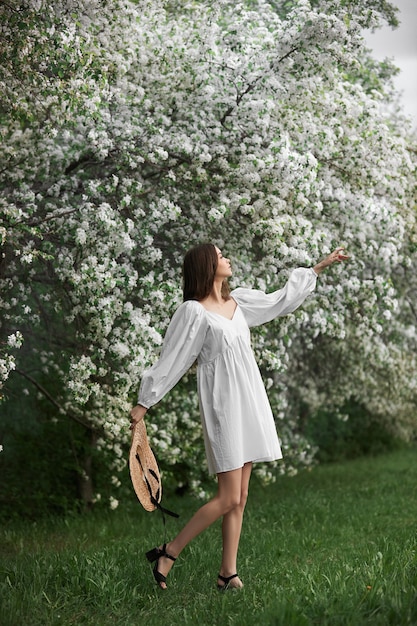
(129, 404), (147, 429)
(313, 260), (326, 275)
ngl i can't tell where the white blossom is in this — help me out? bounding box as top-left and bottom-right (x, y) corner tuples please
(0, 0), (416, 502)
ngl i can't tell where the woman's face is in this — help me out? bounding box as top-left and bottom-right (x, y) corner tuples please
(214, 247), (232, 279)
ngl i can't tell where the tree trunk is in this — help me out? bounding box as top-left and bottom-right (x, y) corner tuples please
(77, 429), (97, 512)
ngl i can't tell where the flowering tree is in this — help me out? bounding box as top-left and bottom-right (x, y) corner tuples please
(1, 0), (416, 507)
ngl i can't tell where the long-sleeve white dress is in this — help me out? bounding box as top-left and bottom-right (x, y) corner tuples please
(138, 267), (317, 474)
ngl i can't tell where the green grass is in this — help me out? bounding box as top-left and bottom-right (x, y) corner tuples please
(1, 448), (417, 625)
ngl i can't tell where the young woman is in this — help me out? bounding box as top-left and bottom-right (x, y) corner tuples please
(130, 243), (348, 590)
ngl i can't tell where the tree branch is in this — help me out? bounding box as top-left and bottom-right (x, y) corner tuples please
(406, 296), (417, 322)
(0, 1), (23, 12)
(219, 46), (300, 126)
(25, 207), (81, 227)
(15, 367), (100, 433)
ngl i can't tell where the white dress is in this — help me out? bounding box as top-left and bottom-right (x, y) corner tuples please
(138, 267), (317, 474)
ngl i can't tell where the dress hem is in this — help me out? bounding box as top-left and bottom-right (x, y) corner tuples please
(208, 454), (283, 475)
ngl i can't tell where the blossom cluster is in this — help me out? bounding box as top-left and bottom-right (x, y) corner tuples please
(1, 0), (416, 504)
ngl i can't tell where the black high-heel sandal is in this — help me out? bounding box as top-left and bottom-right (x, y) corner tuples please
(217, 573), (240, 591)
(145, 543), (176, 589)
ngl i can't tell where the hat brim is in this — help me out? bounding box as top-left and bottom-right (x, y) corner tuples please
(129, 419), (162, 512)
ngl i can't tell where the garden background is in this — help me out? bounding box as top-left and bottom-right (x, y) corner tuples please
(1, 0), (417, 600)
(1, 1), (416, 623)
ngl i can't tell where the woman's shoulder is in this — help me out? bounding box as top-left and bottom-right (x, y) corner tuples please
(177, 299), (204, 312)
(172, 299), (206, 322)
(231, 286), (260, 300)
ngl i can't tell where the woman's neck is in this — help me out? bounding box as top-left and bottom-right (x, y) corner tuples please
(207, 279), (224, 303)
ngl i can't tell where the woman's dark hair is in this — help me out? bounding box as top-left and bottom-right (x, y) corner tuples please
(183, 243), (230, 302)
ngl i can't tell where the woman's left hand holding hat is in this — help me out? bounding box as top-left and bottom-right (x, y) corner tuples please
(130, 404), (147, 430)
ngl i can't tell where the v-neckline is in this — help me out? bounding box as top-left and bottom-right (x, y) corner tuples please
(198, 298), (238, 321)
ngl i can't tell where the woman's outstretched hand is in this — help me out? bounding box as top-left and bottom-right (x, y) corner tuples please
(129, 404), (147, 430)
(313, 248), (349, 275)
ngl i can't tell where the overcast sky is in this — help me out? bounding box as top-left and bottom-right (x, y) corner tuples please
(363, 0), (417, 129)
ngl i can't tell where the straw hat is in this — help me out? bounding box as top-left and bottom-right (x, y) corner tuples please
(129, 419), (162, 512)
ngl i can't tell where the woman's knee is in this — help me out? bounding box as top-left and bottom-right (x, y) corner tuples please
(239, 486), (249, 509)
(221, 489), (248, 514)
(222, 492), (241, 513)
(217, 466), (250, 513)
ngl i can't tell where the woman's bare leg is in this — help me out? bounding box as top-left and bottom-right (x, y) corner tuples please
(154, 467), (244, 588)
(218, 462), (252, 588)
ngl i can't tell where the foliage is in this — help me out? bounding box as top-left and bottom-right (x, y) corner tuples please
(1, 0), (416, 506)
(302, 400), (400, 462)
